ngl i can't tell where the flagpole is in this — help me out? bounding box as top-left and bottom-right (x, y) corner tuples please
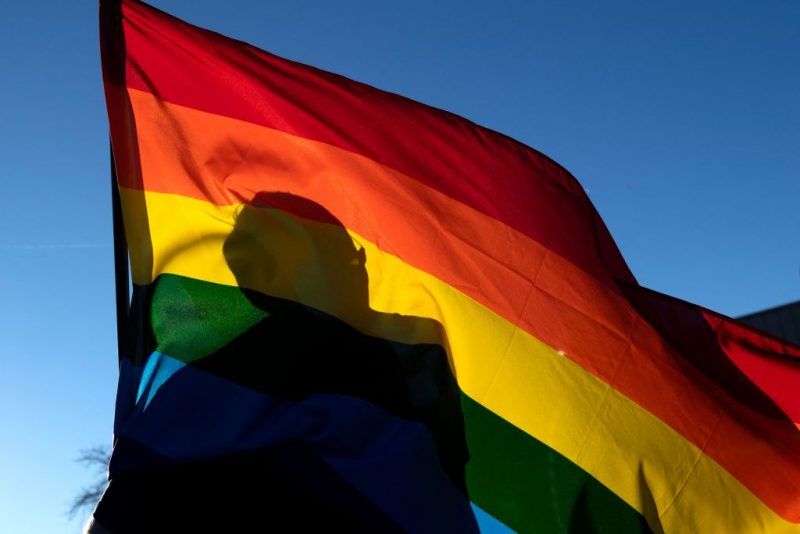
(110, 141), (129, 363)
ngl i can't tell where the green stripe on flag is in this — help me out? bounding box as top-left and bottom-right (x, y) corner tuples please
(463, 393), (651, 533)
(134, 273), (651, 533)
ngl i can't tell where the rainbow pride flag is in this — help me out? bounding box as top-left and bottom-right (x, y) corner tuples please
(97, 1), (800, 531)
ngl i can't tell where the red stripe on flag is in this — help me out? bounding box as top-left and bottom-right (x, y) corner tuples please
(110, 0), (635, 291)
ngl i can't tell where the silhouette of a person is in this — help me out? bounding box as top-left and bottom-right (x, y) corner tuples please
(92, 193), (477, 533)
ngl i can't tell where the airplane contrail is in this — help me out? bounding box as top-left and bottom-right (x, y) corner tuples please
(0, 243), (112, 251)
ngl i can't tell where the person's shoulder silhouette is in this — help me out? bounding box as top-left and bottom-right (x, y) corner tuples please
(94, 192), (478, 533)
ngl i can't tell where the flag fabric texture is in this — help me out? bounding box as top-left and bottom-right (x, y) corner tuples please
(98, 0), (800, 532)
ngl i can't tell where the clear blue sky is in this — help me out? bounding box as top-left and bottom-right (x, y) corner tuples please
(0, 1), (797, 532)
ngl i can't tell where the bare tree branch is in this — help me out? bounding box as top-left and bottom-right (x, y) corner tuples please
(68, 446), (111, 519)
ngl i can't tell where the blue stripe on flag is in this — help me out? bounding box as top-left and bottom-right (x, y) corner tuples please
(471, 503), (515, 534)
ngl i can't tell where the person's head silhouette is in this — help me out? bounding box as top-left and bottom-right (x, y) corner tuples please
(223, 192), (370, 320)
